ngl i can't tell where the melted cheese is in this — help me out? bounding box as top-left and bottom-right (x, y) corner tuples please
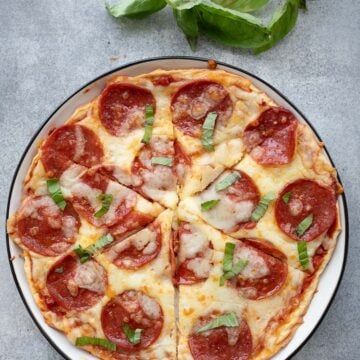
(70, 261), (105, 294)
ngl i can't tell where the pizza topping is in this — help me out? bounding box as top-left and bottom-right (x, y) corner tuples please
(132, 137), (177, 203)
(275, 179), (336, 241)
(15, 195), (80, 256)
(296, 214), (313, 236)
(101, 290), (163, 351)
(171, 80), (233, 137)
(196, 313), (238, 333)
(201, 111), (217, 152)
(99, 83), (156, 136)
(123, 325), (142, 345)
(215, 172), (241, 191)
(46, 254), (106, 311)
(141, 104), (155, 144)
(175, 223), (213, 284)
(282, 191), (292, 204)
(105, 223), (161, 269)
(229, 241), (288, 300)
(74, 234), (114, 263)
(189, 313), (252, 360)
(174, 140), (191, 181)
(199, 171), (260, 232)
(243, 107), (298, 165)
(75, 336), (116, 351)
(61, 168), (137, 228)
(250, 192), (276, 222)
(94, 194), (113, 218)
(41, 124), (104, 177)
(151, 156), (173, 167)
(220, 242), (248, 286)
(297, 241), (309, 269)
(47, 178), (67, 210)
(201, 199), (220, 211)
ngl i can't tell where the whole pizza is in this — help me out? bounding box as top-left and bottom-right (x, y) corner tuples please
(7, 63), (342, 360)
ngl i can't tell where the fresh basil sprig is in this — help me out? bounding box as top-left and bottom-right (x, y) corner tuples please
(106, 0), (307, 53)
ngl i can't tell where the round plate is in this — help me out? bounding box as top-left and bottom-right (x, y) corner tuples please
(6, 57), (348, 360)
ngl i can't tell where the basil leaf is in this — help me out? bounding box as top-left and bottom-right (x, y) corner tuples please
(201, 199), (220, 211)
(197, 1), (269, 49)
(123, 324), (142, 345)
(282, 191), (291, 204)
(297, 241), (309, 269)
(94, 194), (113, 218)
(173, 8), (199, 51)
(54, 267), (64, 274)
(296, 214), (313, 237)
(75, 336), (116, 351)
(201, 111), (217, 152)
(251, 192), (276, 222)
(166, 0), (201, 10)
(196, 312), (239, 333)
(141, 104), (154, 144)
(215, 172), (241, 191)
(106, 0), (166, 19)
(74, 234), (114, 263)
(232, 259), (248, 274)
(212, 0), (270, 13)
(254, 0), (300, 54)
(151, 156), (173, 166)
(222, 242), (235, 272)
(47, 178), (66, 210)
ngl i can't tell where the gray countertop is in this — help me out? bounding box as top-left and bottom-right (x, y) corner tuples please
(0, 1), (359, 359)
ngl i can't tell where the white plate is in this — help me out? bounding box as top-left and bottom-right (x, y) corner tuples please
(6, 57), (348, 360)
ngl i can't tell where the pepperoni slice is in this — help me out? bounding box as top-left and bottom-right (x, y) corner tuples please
(229, 240), (288, 300)
(41, 124), (104, 177)
(275, 179), (337, 241)
(171, 80), (233, 137)
(46, 254), (106, 311)
(68, 169), (137, 228)
(174, 140), (191, 182)
(243, 107), (298, 166)
(131, 137), (177, 202)
(99, 83), (156, 136)
(105, 222), (161, 269)
(173, 222), (213, 285)
(15, 195), (80, 256)
(199, 170), (260, 233)
(101, 290), (163, 351)
(189, 313), (252, 360)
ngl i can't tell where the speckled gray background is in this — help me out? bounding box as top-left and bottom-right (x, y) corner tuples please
(0, 0), (359, 359)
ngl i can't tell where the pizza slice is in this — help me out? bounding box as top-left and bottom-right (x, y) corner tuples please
(172, 214), (322, 360)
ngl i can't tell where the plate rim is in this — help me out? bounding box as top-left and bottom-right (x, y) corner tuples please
(5, 56), (349, 360)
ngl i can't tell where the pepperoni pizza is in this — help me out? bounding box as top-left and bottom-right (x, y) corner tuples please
(7, 64), (342, 360)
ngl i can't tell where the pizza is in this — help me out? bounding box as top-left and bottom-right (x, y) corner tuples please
(7, 62), (342, 360)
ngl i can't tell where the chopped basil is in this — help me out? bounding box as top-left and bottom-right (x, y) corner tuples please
(296, 214), (313, 237)
(151, 156), (173, 167)
(123, 324), (142, 345)
(250, 192), (276, 222)
(201, 199), (220, 211)
(219, 242), (248, 286)
(282, 191), (291, 204)
(297, 241), (309, 269)
(196, 312), (239, 334)
(94, 194), (113, 218)
(74, 234), (114, 263)
(141, 104), (154, 144)
(75, 336), (116, 351)
(47, 178), (66, 210)
(201, 112), (217, 152)
(54, 267), (64, 274)
(215, 172), (241, 192)
(222, 242), (235, 272)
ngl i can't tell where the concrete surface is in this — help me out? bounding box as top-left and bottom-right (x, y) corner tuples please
(0, 0), (359, 359)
